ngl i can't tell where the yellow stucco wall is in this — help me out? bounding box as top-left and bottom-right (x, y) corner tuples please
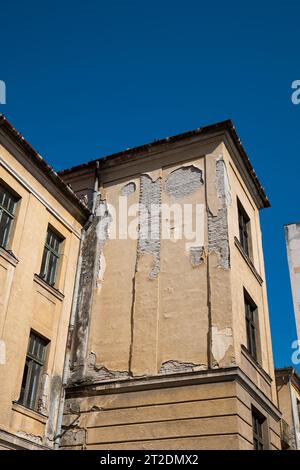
(0, 140), (84, 448)
(61, 130), (281, 449)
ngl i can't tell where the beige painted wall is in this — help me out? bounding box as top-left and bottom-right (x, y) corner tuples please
(0, 141), (84, 448)
(61, 130), (280, 449)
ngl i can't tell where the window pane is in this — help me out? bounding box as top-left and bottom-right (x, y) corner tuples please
(46, 252), (58, 285)
(18, 332), (48, 411)
(19, 360), (29, 405)
(40, 228), (62, 285)
(0, 185), (17, 214)
(26, 361), (42, 409)
(0, 211), (13, 248)
(40, 247), (49, 279)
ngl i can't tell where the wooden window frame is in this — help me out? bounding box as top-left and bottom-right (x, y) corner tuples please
(237, 199), (251, 258)
(0, 182), (19, 249)
(39, 226), (64, 286)
(18, 331), (49, 411)
(244, 290), (259, 362)
(252, 408), (266, 450)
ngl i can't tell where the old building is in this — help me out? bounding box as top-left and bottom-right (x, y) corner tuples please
(285, 223), (300, 342)
(276, 367), (300, 449)
(0, 115), (90, 449)
(58, 120), (282, 450)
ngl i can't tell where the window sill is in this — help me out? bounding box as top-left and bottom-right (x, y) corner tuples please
(234, 237), (263, 285)
(12, 402), (48, 424)
(241, 344), (272, 385)
(33, 274), (64, 301)
(0, 245), (18, 267)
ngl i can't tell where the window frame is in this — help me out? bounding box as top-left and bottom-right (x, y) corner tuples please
(237, 199), (251, 258)
(252, 408), (266, 450)
(18, 331), (49, 412)
(0, 182), (19, 250)
(39, 226), (64, 287)
(244, 290), (259, 362)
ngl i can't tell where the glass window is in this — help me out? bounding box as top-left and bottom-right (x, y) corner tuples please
(252, 410), (266, 450)
(18, 331), (48, 411)
(39, 227), (63, 286)
(0, 183), (18, 249)
(238, 201), (251, 257)
(244, 292), (258, 361)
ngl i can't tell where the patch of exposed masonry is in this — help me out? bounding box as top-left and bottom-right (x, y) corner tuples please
(160, 360), (207, 374)
(45, 375), (62, 441)
(16, 431), (43, 445)
(36, 372), (49, 415)
(60, 427), (86, 448)
(137, 175), (161, 279)
(120, 181), (136, 197)
(85, 352), (129, 382)
(208, 159), (231, 269)
(95, 198), (113, 282)
(189, 246), (205, 267)
(69, 195), (112, 384)
(164, 166), (203, 200)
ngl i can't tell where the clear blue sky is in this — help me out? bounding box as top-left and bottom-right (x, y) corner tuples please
(1, 0), (299, 371)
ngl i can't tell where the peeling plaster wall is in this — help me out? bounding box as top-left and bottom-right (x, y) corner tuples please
(164, 166), (203, 200)
(158, 159), (208, 371)
(61, 136), (280, 450)
(66, 137), (276, 406)
(137, 174), (161, 280)
(285, 223), (300, 342)
(207, 158), (231, 270)
(87, 179), (139, 376)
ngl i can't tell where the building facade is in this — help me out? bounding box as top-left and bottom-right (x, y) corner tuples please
(276, 368), (300, 450)
(0, 115), (90, 449)
(58, 120), (281, 450)
(285, 223), (300, 343)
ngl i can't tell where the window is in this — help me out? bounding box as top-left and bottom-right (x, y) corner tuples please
(0, 183), (18, 249)
(244, 292), (258, 361)
(238, 200), (251, 257)
(18, 331), (48, 411)
(252, 410), (266, 450)
(39, 227), (63, 286)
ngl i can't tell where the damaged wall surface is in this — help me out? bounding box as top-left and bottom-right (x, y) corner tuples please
(285, 223), (300, 342)
(60, 129), (280, 450)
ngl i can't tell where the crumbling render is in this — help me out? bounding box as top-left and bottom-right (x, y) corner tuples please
(36, 372), (49, 415)
(164, 166), (203, 199)
(120, 181), (136, 197)
(160, 360), (207, 374)
(69, 196), (112, 383)
(85, 352), (129, 382)
(208, 158), (231, 269)
(60, 427), (86, 448)
(137, 175), (161, 279)
(16, 431), (43, 445)
(189, 246), (205, 267)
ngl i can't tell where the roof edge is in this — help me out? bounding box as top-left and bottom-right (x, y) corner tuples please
(0, 114), (91, 222)
(59, 119), (270, 209)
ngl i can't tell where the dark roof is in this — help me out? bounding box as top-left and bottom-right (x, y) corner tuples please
(59, 119), (270, 208)
(0, 114), (91, 221)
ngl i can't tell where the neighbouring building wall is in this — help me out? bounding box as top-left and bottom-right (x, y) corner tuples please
(0, 118), (88, 449)
(60, 123), (281, 450)
(285, 223), (300, 342)
(276, 368), (300, 450)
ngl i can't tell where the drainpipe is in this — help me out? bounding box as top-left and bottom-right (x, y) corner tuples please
(54, 161), (100, 449)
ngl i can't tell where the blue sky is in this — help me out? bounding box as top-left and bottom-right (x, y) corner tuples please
(1, 0), (299, 371)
